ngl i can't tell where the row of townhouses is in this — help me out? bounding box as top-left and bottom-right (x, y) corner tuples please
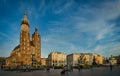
(41, 51), (105, 67)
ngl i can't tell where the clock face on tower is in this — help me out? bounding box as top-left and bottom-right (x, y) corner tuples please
(21, 24), (29, 32)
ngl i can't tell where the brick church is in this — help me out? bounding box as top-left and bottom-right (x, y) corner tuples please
(6, 13), (41, 67)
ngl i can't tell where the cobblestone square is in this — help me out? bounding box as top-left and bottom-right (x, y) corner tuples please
(0, 66), (120, 76)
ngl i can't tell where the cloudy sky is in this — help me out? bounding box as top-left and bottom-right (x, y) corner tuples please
(0, 0), (120, 57)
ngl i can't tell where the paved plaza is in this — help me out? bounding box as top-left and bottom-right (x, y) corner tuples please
(0, 66), (120, 76)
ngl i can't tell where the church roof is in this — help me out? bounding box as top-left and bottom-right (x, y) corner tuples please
(13, 45), (20, 51)
(12, 41), (35, 52)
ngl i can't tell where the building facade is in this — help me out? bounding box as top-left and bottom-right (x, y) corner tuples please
(109, 55), (118, 65)
(47, 52), (67, 67)
(110, 55), (120, 65)
(6, 13), (41, 67)
(93, 54), (104, 65)
(78, 53), (93, 65)
(67, 53), (80, 67)
(67, 53), (104, 67)
(0, 57), (6, 69)
(41, 58), (47, 66)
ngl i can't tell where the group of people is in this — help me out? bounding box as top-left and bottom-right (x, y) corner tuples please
(61, 65), (74, 75)
(60, 64), (114, 75)
(78, 65), (83, 71)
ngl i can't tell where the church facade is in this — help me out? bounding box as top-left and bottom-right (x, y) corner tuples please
(6, 13), (41, 67)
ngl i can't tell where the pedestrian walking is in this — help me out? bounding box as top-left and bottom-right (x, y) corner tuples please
(110, 64), (113, 71)
(78, 66), (81, 71)
(61, 69), (66, 75)
(46, 67), (50, 72)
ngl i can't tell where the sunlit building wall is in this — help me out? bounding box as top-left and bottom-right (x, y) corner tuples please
(67, 53), (104, 66)
(67, 53), (80, 66)
(41, 58), (47, 66)
(47, 52), (67, 67)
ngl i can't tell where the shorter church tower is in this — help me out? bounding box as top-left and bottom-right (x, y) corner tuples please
(32, 27), (41, 62)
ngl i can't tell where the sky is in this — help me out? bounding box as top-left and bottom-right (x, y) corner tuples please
(0, 0), (120, 58)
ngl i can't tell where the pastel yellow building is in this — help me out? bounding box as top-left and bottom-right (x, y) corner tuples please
(6, 13), (41, 67)
(93, 54), (104, 64)
(78, 53), (93, 65)
(47, 52), (67, 67)
(41, 58), (47, 66)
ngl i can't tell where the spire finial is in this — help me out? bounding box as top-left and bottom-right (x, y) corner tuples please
(24, 12), (27, 15)
(35, 26), (38, 32)
(24, 12), (27, 18)
(23, 12), (27, 20)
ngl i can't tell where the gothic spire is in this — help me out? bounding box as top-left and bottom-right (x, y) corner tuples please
(21, 12), (29, 26)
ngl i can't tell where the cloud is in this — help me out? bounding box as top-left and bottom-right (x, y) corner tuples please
(38, 0), (45, 11)
(0, 31), (19, 56)
(96, 24), (114, 40)
(19, 1), (42, 19)
(54, 0), (74, 14)
(71, 0), (120, 41)
(41, 0), (120, 57)
(93, 42), (120, 57)
(0, 32), (10, 40)
(0, 22), (19, 57)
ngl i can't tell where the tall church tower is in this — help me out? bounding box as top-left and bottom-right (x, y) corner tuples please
(32, 27), (41, 63)
(20, 13), (31, 65)
(6, 13), (41, 67)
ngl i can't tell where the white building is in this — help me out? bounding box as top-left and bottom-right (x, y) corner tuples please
(67, 53), (80, 66)
(109, 56), (117, 65)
